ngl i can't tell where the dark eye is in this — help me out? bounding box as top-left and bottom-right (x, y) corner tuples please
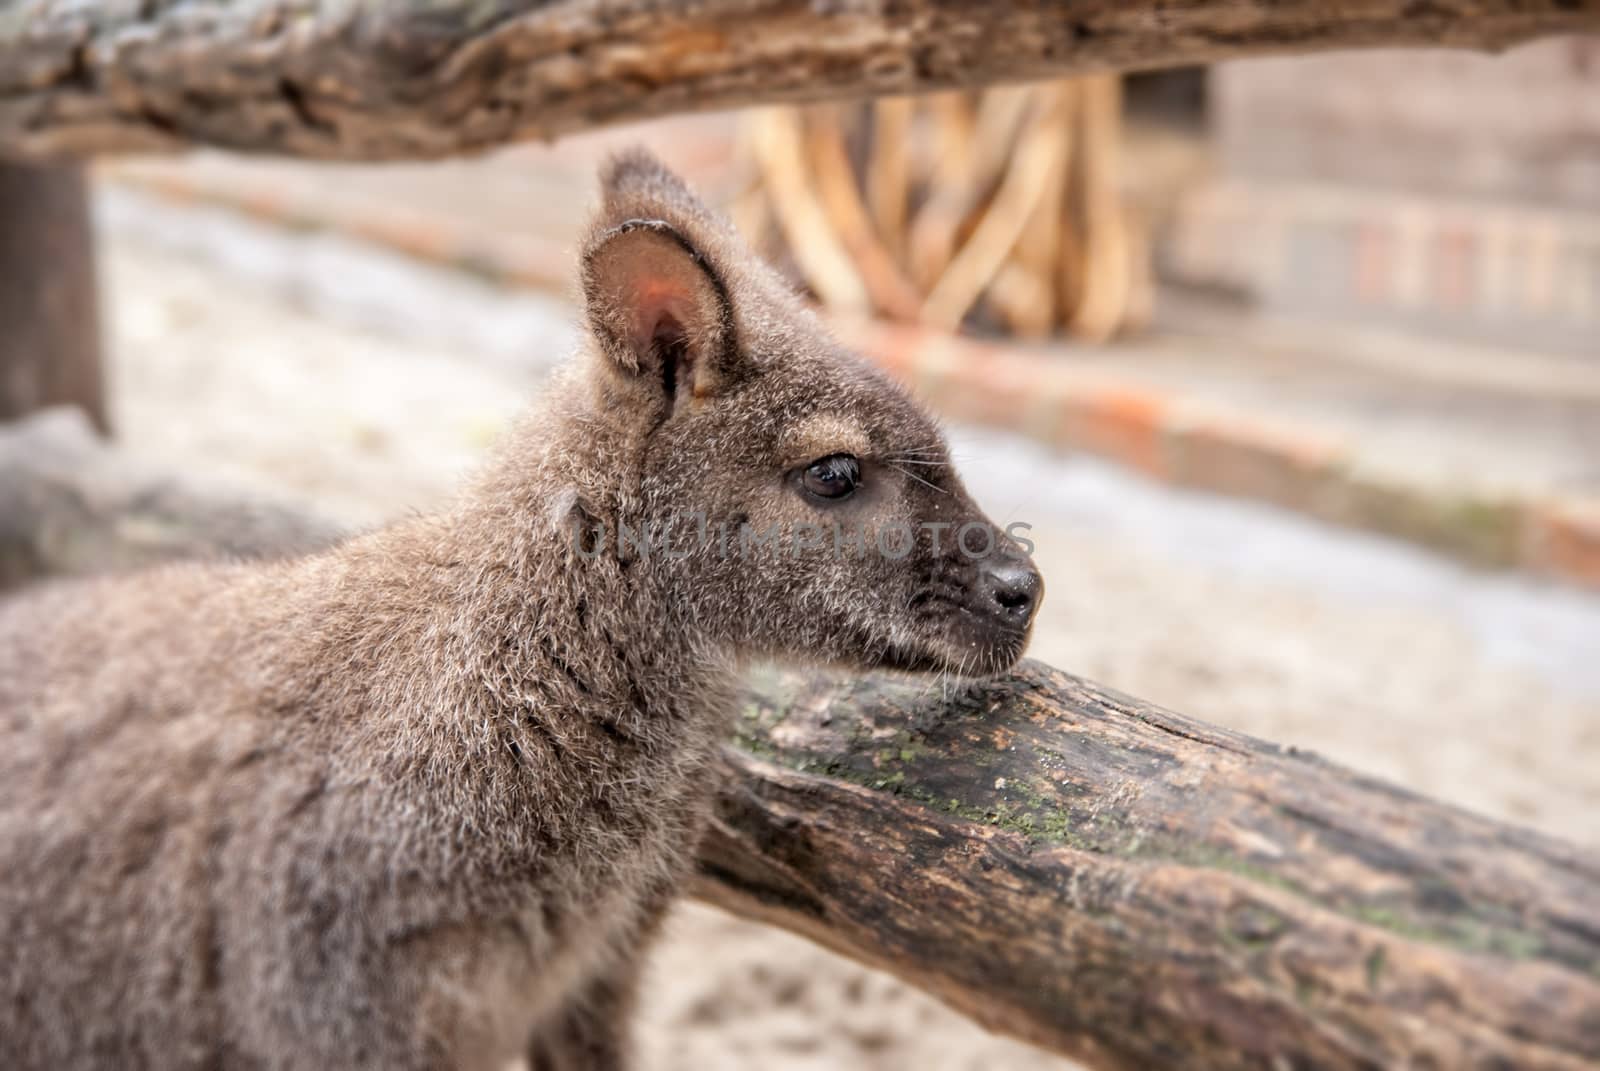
(801, 454), (861, 500)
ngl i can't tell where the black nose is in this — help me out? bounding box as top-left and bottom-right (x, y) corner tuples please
(979, 558), (1042, 628)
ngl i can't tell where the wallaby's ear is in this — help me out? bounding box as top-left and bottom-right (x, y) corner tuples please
(583, 151), (737, 406)
(582, 217), (732, 406)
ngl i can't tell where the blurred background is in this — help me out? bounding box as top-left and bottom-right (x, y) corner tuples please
(60, 38), (1600, 1070)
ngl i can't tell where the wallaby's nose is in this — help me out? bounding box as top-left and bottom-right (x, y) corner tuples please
(979, 558), (1042, 629)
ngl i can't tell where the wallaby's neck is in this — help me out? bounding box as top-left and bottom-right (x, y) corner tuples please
(293, 391), (736, 877)
(432, 386), (733, 743)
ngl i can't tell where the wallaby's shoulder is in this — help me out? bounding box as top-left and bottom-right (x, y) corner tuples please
(0, 520), (431, 713)
(0, 561), (240, 689)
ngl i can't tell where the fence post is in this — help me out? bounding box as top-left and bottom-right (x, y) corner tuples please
(0, 160), (106, 433)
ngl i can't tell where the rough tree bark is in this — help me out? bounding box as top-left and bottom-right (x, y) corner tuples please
(703, 671), (1600, 1069)
(1, 1), (1596, 161)
(0, 160), (105, 431)
(2, 409), (1597, 1069)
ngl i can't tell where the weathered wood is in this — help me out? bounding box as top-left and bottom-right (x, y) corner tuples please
(2, 409), (1597, 1069)
(0, 160), (104, 430)
(701, 671), (1600, 1069)
(2, 1), (1597, 161)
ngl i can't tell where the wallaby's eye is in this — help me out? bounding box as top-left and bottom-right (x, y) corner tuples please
(801, 454), (861, 501)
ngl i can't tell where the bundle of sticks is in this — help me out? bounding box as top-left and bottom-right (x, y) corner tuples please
(732, 78), (1152, 342)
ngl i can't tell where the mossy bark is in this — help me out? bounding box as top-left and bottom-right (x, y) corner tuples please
(3, 411), (1597, 1068)
(706, 665), (1600, 1068)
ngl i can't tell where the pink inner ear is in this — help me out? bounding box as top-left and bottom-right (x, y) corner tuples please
(629, 278), (694, 352)
(586, 222), (722, 378)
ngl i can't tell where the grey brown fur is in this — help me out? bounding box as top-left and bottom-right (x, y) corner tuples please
(0, 152), (1039, 1070)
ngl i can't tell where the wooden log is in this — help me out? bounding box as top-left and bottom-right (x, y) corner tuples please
(701, 670), (1600, 1069)
(920, 90), (1072, 332)
(865, 96), (914, 263)
(2, 1), (1596, 161)
(1062, 75), (1131, 342)
(2, 409), (1597, 1069)
(804, 106), (924, 321)
(747, 108), (872, 316)
(0, 160), (105, 431)
(995, 84), (1073, 337)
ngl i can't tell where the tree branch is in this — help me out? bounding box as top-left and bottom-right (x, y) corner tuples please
(3, 409), (1597, 1068)
(2, 1), (1596, 160)
(699, 669), (1600, 1069)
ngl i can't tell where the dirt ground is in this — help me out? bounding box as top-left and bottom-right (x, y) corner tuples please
(94, 192), (1600, 1069)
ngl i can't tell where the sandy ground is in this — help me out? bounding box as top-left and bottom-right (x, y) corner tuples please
(92, 191), (1600, 1068)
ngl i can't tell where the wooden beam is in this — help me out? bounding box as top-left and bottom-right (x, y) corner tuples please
(2, 1), (1596, 161)
(2, 409), (1596, 1068)
(700, 670), (1600, 1069)
(0, 160), (104, 430)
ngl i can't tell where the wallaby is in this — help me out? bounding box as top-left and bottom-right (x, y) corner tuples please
(0, 150), (1042, 1070)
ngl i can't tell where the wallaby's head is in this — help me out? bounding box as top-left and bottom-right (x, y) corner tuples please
(574, 150), (1041, 677)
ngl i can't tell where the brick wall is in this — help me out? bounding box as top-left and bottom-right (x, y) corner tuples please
(1213, 38), (1600, 211)
(1165, 37), (1600, 355)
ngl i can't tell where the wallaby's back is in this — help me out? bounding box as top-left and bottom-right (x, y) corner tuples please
(1, 561), (297, 1066)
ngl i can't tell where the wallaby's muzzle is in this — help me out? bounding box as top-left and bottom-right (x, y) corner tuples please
(977, 556), (1043, 632)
